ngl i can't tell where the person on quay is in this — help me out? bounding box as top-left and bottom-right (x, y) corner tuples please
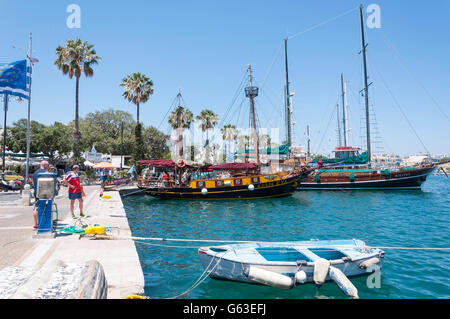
(31, 160), (49, 229)
(64, 165), (85, 218)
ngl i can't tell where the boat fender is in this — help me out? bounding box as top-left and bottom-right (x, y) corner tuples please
(248, 184), (255, 191)
(243, 266), (294, 290)
(358, 257), (380, 269)
(313, 258), (330, 286)
(349, 173), (355, 182)
(295, 270), (307, 285)
(201, 188), (208, 195)
(224, 180), (232, 186)
(329, 266), (359, 299)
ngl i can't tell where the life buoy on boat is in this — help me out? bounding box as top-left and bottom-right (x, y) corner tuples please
(176, 159), (186, 168)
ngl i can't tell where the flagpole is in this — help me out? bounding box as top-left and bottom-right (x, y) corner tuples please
(25, 33), (32, 185)
(2, 93), (8, 173)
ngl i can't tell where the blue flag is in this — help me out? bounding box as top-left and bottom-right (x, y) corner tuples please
(127, 165), (136, 174)
(0, 60), (30, 99)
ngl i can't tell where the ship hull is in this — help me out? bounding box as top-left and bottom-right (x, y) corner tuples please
(298, 165), (436, 190)
(139, 175), (301, 200)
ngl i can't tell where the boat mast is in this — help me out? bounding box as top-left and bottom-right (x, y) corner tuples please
(246, 65), (260, 167)
(344, 78), (350, 147)
(341, 73), (348, 147)
(176, 90), (183, 161)
(307, 125), (310, 157)
(336, 104), (342, 147)
(284, 38), (292, 155)
(359, 5), (371, 165)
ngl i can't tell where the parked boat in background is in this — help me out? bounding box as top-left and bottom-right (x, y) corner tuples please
(299, 146), (440, 190)
(297, 7), (441, 190)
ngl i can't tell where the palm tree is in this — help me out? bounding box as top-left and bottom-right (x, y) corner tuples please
(196, 109), (219, 147)
(55, 38), (100, 157)
(168, 107), (194, 130)
(169, 107), (193, 159)
(120, 72), (154, 125)
(258, 133), (272, 148)
(221, 124), (239, 162)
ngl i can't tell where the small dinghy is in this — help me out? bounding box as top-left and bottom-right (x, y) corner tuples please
(198, 239), (384, 298)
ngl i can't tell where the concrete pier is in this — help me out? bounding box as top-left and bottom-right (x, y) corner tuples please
(0, 185), (145, 299)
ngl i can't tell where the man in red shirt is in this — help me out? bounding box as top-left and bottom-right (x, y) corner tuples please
(64, 165), (85, 218)
(162, 171), (169, 187)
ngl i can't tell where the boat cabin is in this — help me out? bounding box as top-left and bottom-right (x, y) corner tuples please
(333, 146), (360, 159)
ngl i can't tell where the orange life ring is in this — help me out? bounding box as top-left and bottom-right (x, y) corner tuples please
(176, 159), (186, 168)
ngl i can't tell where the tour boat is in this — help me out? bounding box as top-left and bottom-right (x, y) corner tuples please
(137, 65), (314, 200)
(294, 7), (440, 190)
(137, 160), (310, 200)
(299, 147), (439, 190)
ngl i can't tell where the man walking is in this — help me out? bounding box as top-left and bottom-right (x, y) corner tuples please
(64, 165), (85, 218)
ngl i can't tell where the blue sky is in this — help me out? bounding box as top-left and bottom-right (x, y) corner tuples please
(1, 0), (449, 156)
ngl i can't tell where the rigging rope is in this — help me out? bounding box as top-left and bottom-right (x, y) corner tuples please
(287, 6), (359, 40)
(369, 59), (431, 155)
(377, 28), (450, 123)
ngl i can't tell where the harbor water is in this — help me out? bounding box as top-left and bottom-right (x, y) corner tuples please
(123, 176), (450, 299)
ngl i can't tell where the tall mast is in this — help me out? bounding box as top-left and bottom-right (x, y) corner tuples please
(245, 65), (260, 167)
(307, 125), (310, 157)
(176, 90), (183, 160)
(359, 5), (371, 165)
(343, 79), (350, 146)
(284, 38), (292, 155)
(341, 73), (348, 147)
(336, 104), (342, 147)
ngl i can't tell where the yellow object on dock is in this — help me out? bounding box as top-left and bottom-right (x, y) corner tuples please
(85, 225), (106, 235)
(101, 195), (111, 199)
(125, 295), (149, 299)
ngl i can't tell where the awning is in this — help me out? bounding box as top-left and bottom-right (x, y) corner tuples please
(137, 159), (176, 168)
(93, 162), (116, 169)
(201, 162), (258, 171)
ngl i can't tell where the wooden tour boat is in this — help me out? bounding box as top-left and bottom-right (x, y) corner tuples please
(137, 65), (313, 200)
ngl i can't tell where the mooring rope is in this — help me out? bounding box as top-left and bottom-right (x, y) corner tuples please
(94, 234), (450, 251)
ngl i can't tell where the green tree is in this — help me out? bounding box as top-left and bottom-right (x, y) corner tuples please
(77, 109), (135, 155)
(142, 126), (170, 159)
(120, 73), (154, 125)
(41, 122), (73, 156)
(168, 107), (194, 130)
(133, 123), (146, 164)
(196, 109), (219, 147)
(54, 38), (101, 160)
(6, 119), (46, 153)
